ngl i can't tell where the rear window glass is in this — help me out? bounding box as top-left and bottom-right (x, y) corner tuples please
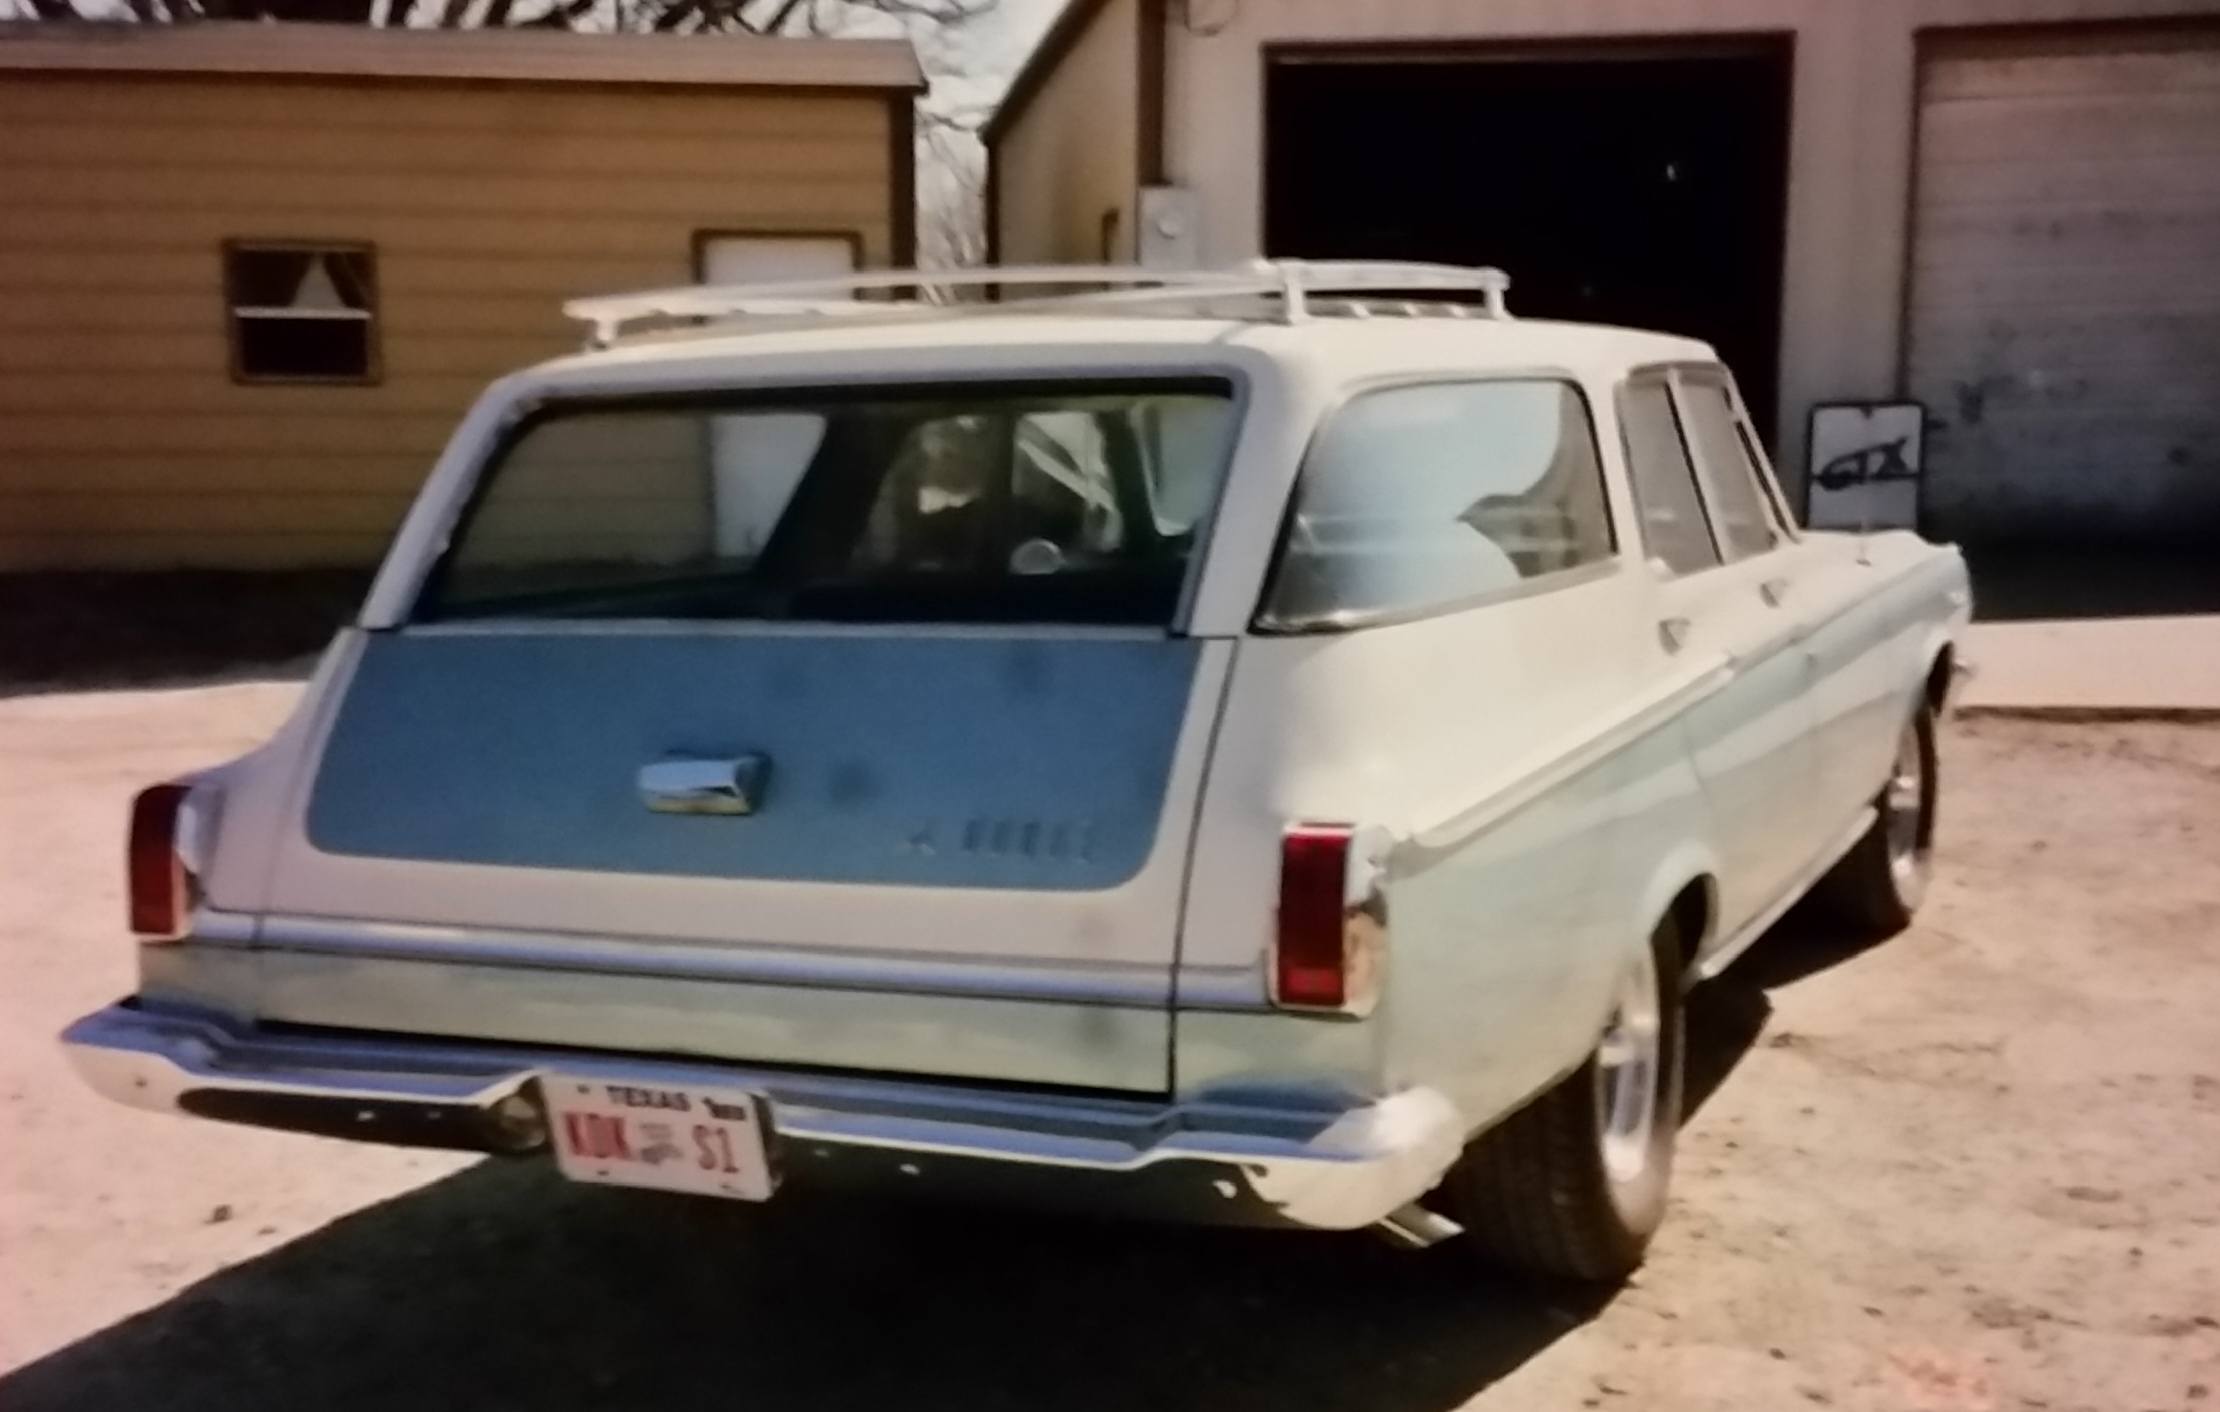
(1261, 379), (1616, 629)
(417, 382), (1238, 627)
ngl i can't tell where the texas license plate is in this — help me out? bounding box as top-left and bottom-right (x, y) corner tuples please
(543, 1075), (777, 1201)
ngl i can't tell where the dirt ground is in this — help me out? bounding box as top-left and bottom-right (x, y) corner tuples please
(0, 681), (2214, 1412)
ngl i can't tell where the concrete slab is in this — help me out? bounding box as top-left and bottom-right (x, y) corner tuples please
(1958, 614), (2220, 717)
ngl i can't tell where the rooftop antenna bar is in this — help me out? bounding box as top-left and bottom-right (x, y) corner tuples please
(564, 261), (1514, 348)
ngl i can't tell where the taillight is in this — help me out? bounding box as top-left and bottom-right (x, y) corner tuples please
(1273, 824), (1387, 1015)
(128, 782), (193, 941)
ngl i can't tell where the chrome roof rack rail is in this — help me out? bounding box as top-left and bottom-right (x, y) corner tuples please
(563, 261), (1513, 348)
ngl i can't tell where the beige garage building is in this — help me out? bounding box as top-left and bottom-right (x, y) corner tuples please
(986, 1), (2220, 545)
(0, 22), (922, 570)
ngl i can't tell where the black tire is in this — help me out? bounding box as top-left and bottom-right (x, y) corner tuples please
(1437, 915), (1686, 1283)
(1810, 700), (1938, 937)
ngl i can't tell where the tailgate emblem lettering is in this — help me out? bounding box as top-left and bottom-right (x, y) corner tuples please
(638, 754), (770, 816)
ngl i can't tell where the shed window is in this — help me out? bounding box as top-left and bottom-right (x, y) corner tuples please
(225, 244), (377, 384)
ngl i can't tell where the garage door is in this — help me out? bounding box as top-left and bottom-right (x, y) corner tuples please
(1906, 29), (2220, 542)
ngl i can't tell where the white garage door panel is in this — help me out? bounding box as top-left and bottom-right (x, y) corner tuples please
(1908, 34), (2220, 541)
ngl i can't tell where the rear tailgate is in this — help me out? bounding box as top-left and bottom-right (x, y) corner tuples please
(249, 626), (1231, 1092)
(227, 372), (1250, 1093)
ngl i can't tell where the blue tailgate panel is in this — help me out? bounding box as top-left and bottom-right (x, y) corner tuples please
(308, 631), (1202, 891)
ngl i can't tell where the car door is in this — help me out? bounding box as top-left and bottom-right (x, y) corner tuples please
(1679, 370), (1905, 843)
(1620, 370), (1819, 943)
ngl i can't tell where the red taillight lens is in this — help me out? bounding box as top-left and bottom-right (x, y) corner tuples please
(128, 782), (192, 940)
(1276, 825), (1357, 1010)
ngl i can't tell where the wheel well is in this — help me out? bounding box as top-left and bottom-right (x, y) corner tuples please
(1925, 645), (1956, 716)
(1666, 877), (1714, 972)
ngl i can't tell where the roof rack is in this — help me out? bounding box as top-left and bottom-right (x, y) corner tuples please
(563, 260), (1513, 349)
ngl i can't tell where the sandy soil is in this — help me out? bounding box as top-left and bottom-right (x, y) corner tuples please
(0, 683), (2214, 1412)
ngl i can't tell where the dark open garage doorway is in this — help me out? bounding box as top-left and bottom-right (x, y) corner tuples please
(1264, 40), (1795, 439)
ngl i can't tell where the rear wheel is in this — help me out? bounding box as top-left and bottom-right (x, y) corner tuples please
(1811, 701), (1938, 936)
(1439, 916), (1685, 1282)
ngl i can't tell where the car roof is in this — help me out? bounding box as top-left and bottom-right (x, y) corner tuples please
(518, 310), (1719, 395)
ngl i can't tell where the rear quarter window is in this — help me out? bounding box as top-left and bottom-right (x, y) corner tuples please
(1260, 379), (1617, 629)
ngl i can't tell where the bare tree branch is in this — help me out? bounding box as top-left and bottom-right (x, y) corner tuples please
(757, 0), (806, 32)
(16, 0), (999, 268)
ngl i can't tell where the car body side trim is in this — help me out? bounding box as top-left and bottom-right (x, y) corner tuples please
(250, 914), (1177, 1008)
(1405, 655), (1734, 858)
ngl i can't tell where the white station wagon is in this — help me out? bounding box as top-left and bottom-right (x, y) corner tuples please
(66, 263), (1970, 1281)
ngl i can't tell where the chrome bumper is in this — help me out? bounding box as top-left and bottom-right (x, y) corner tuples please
(61, 1002), (1465, 1235)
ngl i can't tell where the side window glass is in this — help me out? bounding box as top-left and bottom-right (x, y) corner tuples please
(1678, 376), (1782, 561)
(851, 395), (1229, 579)
(1619, 378), (1721, 577)
(454, 411), (717, 596)
(1013, 411), (1125, 558)
(710, 412), (825, 558)
(1263, 379), (1616, 627)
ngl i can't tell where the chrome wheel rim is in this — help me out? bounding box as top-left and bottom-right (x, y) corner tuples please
(1595, 945), (1663, 1188)
(1885, 719), (1929, 897)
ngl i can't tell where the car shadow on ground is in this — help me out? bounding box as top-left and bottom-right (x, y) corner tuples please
(2, 1166), (1616, 1412)
(0, 915), (1864, 1412)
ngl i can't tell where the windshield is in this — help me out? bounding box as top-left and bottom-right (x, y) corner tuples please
(416, 380), (1238, 627)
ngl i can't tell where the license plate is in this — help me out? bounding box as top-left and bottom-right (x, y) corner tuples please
(543, 1075), (777, 1201)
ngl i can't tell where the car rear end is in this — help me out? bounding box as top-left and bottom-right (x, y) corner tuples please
(64, 323), (1465, 1236)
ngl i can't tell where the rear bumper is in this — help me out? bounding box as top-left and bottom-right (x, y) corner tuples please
(61, 1001), (1464, 1234)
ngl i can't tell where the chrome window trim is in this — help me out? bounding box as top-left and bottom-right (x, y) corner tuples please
(1615, 365), (1729, 579)
(1257, 556), (1625, 636)
(1666, 364), (1798, 559)
(402, 365), (1255, 640)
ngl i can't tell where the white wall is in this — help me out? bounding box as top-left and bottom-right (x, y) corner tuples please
(1161, 0), (2220, 495)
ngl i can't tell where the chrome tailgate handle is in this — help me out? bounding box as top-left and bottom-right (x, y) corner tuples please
(638, 755), (770, 816)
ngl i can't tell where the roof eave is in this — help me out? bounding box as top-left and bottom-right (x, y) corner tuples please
(979, 0), (1111, 147)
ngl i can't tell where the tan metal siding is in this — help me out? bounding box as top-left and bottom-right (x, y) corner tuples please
(992, 0), (1140, 265)
(0, 74), (893, 570)
(1907, 31), (2220, 539)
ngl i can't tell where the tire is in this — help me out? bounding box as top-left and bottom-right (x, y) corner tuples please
(1810, 700), (1938, 936)
(1438, 915), (1686, 1283)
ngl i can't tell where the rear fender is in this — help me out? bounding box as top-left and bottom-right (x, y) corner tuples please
(198, 630), (368, 918)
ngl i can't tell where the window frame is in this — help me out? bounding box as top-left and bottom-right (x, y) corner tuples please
(689, 228), (865, 283)
(222, 239), (382, 387)
(1253, 372), (1627, 636)
(1618, 362), (1797, 576)
(1615, 369), (1725, 580)
(1668, 365), (1798, 561)
(405, 372), (1250, 634)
